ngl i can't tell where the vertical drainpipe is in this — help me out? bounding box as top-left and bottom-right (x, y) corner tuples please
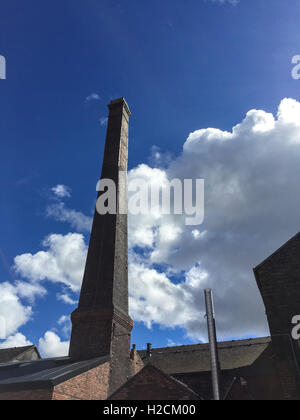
(204, 289), (221, 401)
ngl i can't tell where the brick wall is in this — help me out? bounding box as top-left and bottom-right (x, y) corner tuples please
(130, 348), (144, 377)
(0, 389), (52, 400)
(52, 361), (110, 400)
(109, 317), (132, 396)
(0, 361), (110, 401)
(110, 365), (198, 400)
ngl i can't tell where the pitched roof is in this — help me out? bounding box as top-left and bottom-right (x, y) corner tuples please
(0, 346), (40, 363)
(0, 355), (109, 392)
(138, 337), (271, 375)
(253, 232), (300, 273)
(109, 364), (202, 400)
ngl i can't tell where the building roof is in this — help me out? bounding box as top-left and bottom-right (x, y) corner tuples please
(0, 345), (40, 363)
(253, 232), (300, 273)
(138, 337), (272, 375)
(0, 355), (109, 392)
(109, 364), (202, 400)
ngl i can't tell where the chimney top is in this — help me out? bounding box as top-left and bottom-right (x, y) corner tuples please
(130, 344), (136, 361)
(146, 343), (152, 358)
(109, 97), (131, 115)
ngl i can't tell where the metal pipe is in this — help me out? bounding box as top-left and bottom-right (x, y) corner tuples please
(204, 289), (221, 401)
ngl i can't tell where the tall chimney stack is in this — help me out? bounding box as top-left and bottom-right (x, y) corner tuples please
(69, 98), (133, 396)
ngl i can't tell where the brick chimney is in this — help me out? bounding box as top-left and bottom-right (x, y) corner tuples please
(69, 98), (133, 396)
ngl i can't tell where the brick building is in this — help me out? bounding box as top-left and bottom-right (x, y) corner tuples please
(0, 98), (299, 400)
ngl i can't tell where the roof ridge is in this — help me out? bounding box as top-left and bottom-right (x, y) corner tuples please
(108, 363), (202, 400)
(137, 337), (271, 353)
(253, 232), (300, 272)
(0, 345), (34, 352)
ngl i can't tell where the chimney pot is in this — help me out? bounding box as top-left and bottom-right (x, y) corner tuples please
(147, 343), (152, 357)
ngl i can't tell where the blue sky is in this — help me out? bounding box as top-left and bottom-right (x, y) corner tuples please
(1, 0), (300, 356)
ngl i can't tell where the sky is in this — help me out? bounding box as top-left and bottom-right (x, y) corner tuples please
(1, 0), (300, 357)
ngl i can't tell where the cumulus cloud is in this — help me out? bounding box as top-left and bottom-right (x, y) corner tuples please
(129, 261), (202, 331)
(38, 331), (69, 358)
(0, 333), (32, 349)
(14, 233), (88, 292)
(0, 279), (46, 343)
(128, 165), (161, 248)
(0, 282), (32, 339)
(127, 98), (300, 341)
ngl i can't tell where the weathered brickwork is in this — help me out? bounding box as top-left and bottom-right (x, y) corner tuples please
(110, 365), (199, 400)
(0, 389), (52, 400)
(52, 361), (110, 400)
(130, 347), (145, 377)
(69, 98), (133, 397)
(0, 361), (110, 401)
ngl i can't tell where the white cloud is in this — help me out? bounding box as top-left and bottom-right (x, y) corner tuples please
(0, 282), (32, 338)
(57, 293), (77, 305)
(128, 164), (181, 250)
(38, 331), (69, 358)
(56, 293), (77, 305)
(129, 262), (202, 334)
(14, 233), (88, 292)
(0, 333), (32, 349)
(191, 229), (207, 240)
(277, 97), (300, 128)
(0, 279), (46, 343)
(57, 315), (68, 325)
(57, 315), (71, 338)
(14, 281), (47, 304)
(51, 185), (71, 199)
(167, 339), (183, 347)
(46, 201), (92, 232)
(127, 98), (300, 341)
(148, 146), (173, 168)
(48, 184), (92, 233)
(85, 93), (101, 102)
